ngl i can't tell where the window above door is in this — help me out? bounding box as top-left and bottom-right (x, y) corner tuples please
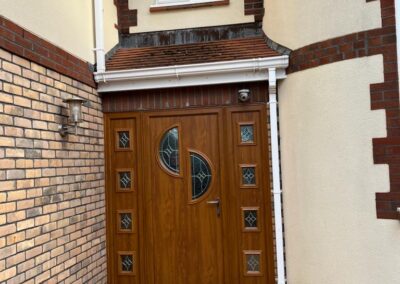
(150, 0), (229, 12)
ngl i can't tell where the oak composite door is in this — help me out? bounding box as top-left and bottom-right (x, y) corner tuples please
(105, 105), (275, 284)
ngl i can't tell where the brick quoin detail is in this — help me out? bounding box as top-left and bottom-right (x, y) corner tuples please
(288, 0), (400, 219)
(114, 0), (138, 34)
(244, 0), (264, 22)
(0, 16), (95, 88)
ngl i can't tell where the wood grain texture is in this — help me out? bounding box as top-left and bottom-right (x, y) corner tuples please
(104, 104), (274, 283)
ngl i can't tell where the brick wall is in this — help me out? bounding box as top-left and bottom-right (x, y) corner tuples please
(0, 48), (106, 283)
(0, 16), (95, 88)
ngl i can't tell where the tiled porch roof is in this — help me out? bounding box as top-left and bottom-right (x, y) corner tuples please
(105, 37), (280, 71)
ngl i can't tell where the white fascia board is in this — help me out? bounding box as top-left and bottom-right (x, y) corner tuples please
(95, 56), (288, 92)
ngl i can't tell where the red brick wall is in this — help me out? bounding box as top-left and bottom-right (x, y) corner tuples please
(0, 16), (95, 88)
(288, 0), (400, 219)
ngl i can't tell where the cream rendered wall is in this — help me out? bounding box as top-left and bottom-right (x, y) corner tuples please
(129, 0), (253, 33)
(104, 0), (119, 52)
(0, 0), (95, 63)
(279, 55), (400, 284)
(262, 0), (382, 50)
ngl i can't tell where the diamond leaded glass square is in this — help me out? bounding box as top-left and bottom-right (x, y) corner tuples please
(246, 254), (260, 273)
(240, 125), (254, 143)
(244, 210), (258, 228)
(120, 254), (134, 272)
(242, 167), (256, 185)
(118, 131), (130, 149)
(119, 172), (132, 189)
(120, 212), (132, 230)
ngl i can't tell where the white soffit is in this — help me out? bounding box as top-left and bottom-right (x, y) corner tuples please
(94, 56), (289, 92)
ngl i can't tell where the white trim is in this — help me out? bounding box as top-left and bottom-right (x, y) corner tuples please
(94, 0), (106, 73)
(151, 0), (222, 8)
(95, 56), (288, 92)
(268, 68), (286, 284)
(396, 0), (400, 92)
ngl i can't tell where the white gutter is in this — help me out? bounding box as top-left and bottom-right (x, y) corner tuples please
(94, 56), (288, 92)
(94, 0), (106, 72)
(268, 67), (286, 284)
(396, 0), (400, 96)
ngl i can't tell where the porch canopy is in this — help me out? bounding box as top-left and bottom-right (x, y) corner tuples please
(95, 36), (289, 92)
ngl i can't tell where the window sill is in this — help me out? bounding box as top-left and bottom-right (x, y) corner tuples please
(150, 0), (229, 12)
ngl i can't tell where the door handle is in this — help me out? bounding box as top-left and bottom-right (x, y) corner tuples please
(207, 198), (220, 217)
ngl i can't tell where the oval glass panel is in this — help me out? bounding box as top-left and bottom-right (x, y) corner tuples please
(159, 127), (180, 173)
(190, 152), (212, 200)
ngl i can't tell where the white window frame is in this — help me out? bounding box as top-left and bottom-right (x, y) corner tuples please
(151, 0), (224, 8)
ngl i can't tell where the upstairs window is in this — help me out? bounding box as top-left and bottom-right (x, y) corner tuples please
(150, 0), (228, 11)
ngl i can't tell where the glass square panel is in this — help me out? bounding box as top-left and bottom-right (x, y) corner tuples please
(120, 212), (132, 230)
(118, 131), (130, 148)
(242, 167), (256, 185)
(244, 210), (258, 228)
(240, 125), (254, 143)
(119, 172), (132, 189)
(246, 254), (260, 273)
(121, 254), (134, 272)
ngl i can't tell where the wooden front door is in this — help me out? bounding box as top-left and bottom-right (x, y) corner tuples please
(105, 105), (275, 284)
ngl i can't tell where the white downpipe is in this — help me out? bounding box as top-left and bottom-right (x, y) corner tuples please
(94, 0), (106, 72)
(395, 0), (400, 94)
(268, 68), (286, 284)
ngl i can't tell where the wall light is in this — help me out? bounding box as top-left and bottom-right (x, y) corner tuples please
(59, 98), (88, 137)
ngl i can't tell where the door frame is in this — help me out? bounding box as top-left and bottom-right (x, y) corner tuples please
(104, 104), (275, 283)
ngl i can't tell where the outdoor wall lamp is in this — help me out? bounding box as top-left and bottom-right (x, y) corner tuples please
(58, 98), (88, 137)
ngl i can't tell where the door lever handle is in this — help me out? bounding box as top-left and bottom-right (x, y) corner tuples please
(207, 198), (220, 217)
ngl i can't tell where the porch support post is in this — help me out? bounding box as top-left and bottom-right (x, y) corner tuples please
(268, 67), (286, 284)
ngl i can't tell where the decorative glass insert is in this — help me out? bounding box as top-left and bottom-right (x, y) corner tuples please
(242, 167), (256, 185)
(121, 254), (134, 272)
(159, 127), (180, 173)
(119, 172), (132, 189)
(246, 254), (260, 273)
(120, 212), (132, 230)
(240, 125), (254, 143)
(244, 210), (258, 228)
(118, 131), (130, 148)
(190, 152), (212, 200)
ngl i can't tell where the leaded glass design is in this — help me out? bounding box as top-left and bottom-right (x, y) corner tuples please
(242, 167), (256, 185)
(159, 127), (180, 173)
(120, 213), (132, 230)
(119, 172), (132, 189)
(121, 254), (134, 272)
(244, 210), (258, 228)
(240, 125), (254, 143)
(246, 254), (260, 273)
(190, 152), (212, 200)
(118, 131), (130, 148)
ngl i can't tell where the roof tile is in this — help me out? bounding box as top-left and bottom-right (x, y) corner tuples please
(106, 37), (279, 70)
